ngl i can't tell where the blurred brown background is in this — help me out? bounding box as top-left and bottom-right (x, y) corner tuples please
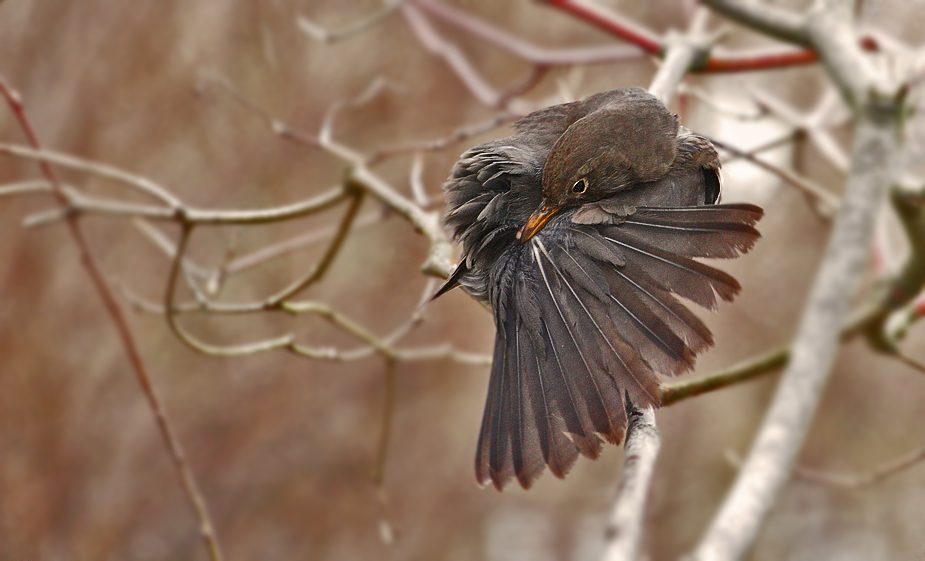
(1, 1), (924, 559)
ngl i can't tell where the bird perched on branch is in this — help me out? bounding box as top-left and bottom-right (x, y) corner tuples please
(435, 87), (762, 490)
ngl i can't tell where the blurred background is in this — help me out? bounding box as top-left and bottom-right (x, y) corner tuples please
(1, 1), (924, 559)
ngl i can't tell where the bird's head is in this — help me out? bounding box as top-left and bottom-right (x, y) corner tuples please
(517, 91), (680, 241)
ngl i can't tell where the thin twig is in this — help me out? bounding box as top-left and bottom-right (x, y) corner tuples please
(795, 442), (925, 487)
(748, 85), (850, 174)
(131, 218), (214, 280)
(372, 359), (399, 545)
(156, 234), (487, 363)
(256, 188), (364, 304)
(409, 152), (429, 207)
(0, 179), (53, 197)
(366, 112), (518, 164)
(894, 351), (925, 375)
(161, 189), (362, 355)
(546, 0), (663, 55)
(194, 74), (455, 279)
(401, 3), (539, 109)
(709, 137), (841, 215)
(349, 165), (453, 278)
(0, 143), (182, 207)
(414, 0), (646, 65)
(195, 72), (319, 147)
(320, 77), (405, 151)
(0, 144), (352, 225)
(219, 211), (385, 277)
(296, 2), (403, 44)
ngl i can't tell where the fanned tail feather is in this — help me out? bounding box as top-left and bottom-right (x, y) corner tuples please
(476, 202), (762, 489)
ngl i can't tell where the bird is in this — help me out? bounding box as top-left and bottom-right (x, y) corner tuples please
(434, 87), (763, 490)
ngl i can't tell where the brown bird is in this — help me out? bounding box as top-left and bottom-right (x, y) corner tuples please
(435, 87), (762, 490)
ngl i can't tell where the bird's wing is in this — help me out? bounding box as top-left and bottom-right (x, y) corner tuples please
(440, 142), (544, 302)
(477, 202), (763, 489)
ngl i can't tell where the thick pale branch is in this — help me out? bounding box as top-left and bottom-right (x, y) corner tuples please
(693, 56), (904, 561)
(602, 405), (660, 561)
(806, 3), (879, 109)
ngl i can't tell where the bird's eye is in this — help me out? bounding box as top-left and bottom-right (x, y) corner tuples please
(572, 179), (587, 194)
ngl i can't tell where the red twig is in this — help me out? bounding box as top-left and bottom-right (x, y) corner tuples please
(914, 294), (925, 318)
(547, 0), (883, 73)
(701, 49), (817, 72)
(545, 0), (663, 55)
(0, 77), (224, 561)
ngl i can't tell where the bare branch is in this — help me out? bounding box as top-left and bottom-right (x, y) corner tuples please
(661, 277), (890, 405)
(709, 137), (840, 216)
(120, 278), (492, 365)
(131, 219), (214, 281)
(692, 9), (906, 556)
(296, 2), (403, 44)
(254, 188), (364, 304)
(748, 86), (850, 174)
(545, 0), (663, 55)
(648, 8), (712, 104)
(806, 3), (882, 109)
(401, 3), (511, 108)
(699, 46), (817, 72)
(549, 0), (820, 73)
(367, 112), (518, 164)
(700, 0), (810, 46)
(320, 77), (405, 150)
(194, 75), (456, 280)
(414, 0), (646, 65)
(350, 165), (454, 278)
(796, 442), (925, 487)
(599, 12), (712, 559)
(0, 179), (52, 197)
(0, 76), (224, 561)
(0, 142), (351, 225)
(601, 405), (660, 561)
(219, 211), (385, 277)
(894, 351), (925, 375)
(0, 142), (182, 207)
(372, 360), (399, 545)
(195, 72), (319, 147)
(409, 152), (430, 207)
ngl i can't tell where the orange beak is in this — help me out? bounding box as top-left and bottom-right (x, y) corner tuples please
(517, 203), (561, 242)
